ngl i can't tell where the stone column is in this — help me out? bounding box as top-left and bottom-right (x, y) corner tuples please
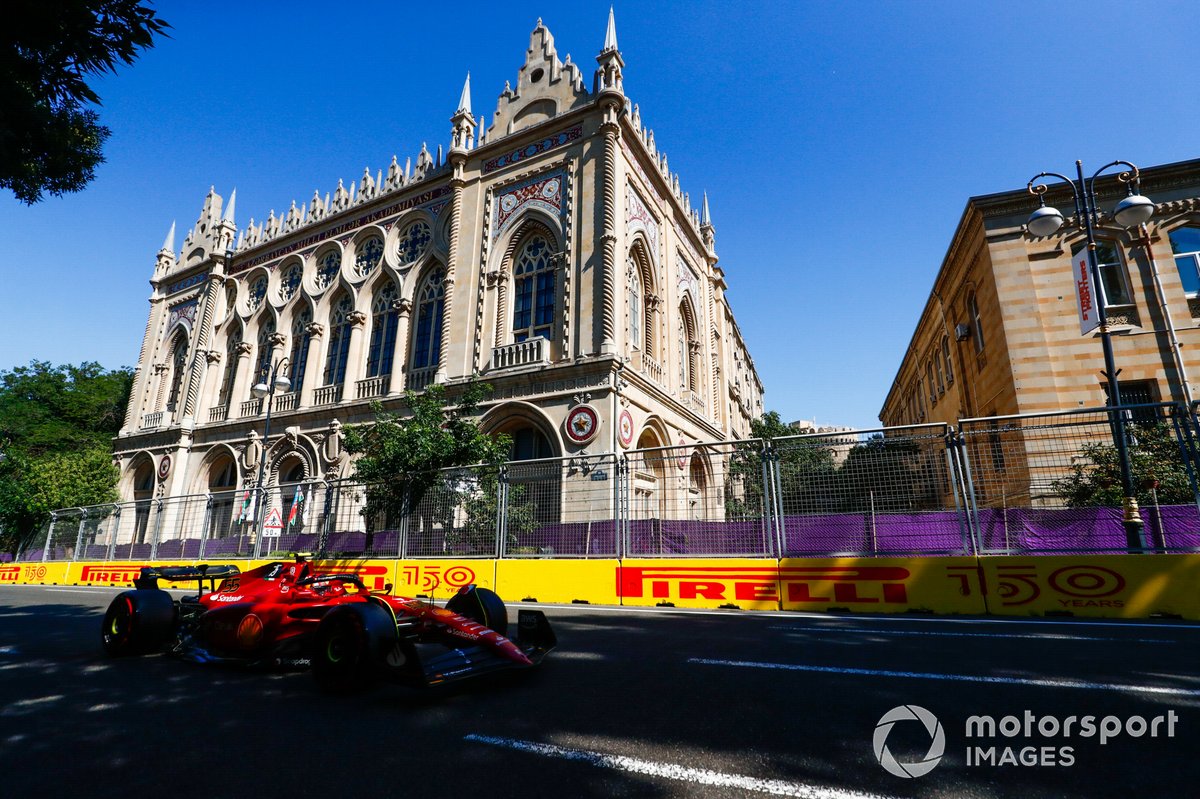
(341, 311), (369, 399)
(122, 297), (165, 434)
(437, 173), (466, 383)
(599, 103), (621, 355)
(389, 298), (412, 395)
(299, 322), (324, 408)
(151, 362), (170, 413)
(180, 272), (225, 423)
(490, 271), (510, 349)
(227, 341), (255, 409)
(199, 349), (224, 421)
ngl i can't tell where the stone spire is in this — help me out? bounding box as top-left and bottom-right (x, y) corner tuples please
(700, 191), (716, 252)
(221, 188), (237, 224)
(603, 5), (618, 52)
(594, 7), (624, 95)
(217, 188), (238, 253)
(451, 72), (476, 153)
(155, 220), (177, 274)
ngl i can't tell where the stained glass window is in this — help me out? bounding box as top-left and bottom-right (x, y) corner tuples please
(315, 249), (340, 290)
(356, 235), (385, 278)
(247, 275), (268, 312)
(512, 235), (555, 342)
(324, 295), (353, 385)
(279, 263), (302, 301)
(413, 269), (445, 370)
(289, 309), (312, 391)
(399, 221), (431, 264)
(367, 283), (399, 377)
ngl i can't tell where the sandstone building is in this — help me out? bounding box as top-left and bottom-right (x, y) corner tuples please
(112, 14), (764, 542)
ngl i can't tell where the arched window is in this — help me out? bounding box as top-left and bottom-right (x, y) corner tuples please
(207, 455), (238, 541)
(509, 427), (554, 461)
(678, 299), (699, 393)
(252, 319), (276, 396)
(942, 335), (954, 385)
(218, 326), (241, 407)
(967, 291), (985, 353)
(165, 332), (188, 413)
(355, 235), (385, 278)
(512, 234), (556, 342)
(324, 295), (353, 386)
(133, 462), (154, 545)
(627, 252), (642, 351)
(1169, 226), (1200, 297)
(367, 282), (400, 377)
(289, 308), (312, 390)
(412, 268), (445, 370)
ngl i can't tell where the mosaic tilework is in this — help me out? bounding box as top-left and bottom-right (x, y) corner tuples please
(483, 125), (582, 174)
(493, 169), (566, 238)
(168, 298), (198, 331)
(625, 183), (660, 264)
(167, 273), (206, 294)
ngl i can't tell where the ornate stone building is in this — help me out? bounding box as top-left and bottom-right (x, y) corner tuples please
(112, 14), (764, 535)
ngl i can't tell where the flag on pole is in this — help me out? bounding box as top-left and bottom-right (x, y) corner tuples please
(302, 485), (313, 528)
(287, 488), (304, 528)
(236, 488), (253, 523)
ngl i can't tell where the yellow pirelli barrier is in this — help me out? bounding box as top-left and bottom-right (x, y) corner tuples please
(617, 559), (784, 609)
(391, 559), (496, 600)
(979, 554), (1200, 620)
(778, 556), (987, 614)
(495, 559), (620, 605)
(0, 561), (73, 585)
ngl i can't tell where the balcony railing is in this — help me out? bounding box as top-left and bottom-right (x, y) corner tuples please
(688, 390), (705, 414)
(490, 338), (549, 371)
(208, 405), (228, 423)
(406, 368), (435, 392)
(641, 356), (665, 386)
(313, 385), (342, 406)
(140, 411), (163, 429)
(239, 398), (263, 418)
(356, 375), (388, 400)
(274, 391), (298, 412)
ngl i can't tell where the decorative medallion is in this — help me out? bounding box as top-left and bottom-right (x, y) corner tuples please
(625, 184), (660, 264)
(167, 299), (198, 332)
(676, 439), (688, 469)
(564, 404), (601, 446)
(157, 454), (172, 481)
(494, 169), (566, 239)
(618, 409), (634, 448)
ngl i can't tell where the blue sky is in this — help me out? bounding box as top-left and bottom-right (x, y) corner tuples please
(2, 0), (1198, 429)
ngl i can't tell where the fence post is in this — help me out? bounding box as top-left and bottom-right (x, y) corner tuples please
(955, 431), (983, 553)
(317, 482), (334, 557)
(496, 465), (508, 559)
(149, 499), (165, 560)
(106, 506), (121, 562)
(758, 442), (773, 558)
(944, 427), (973, 555)
(767, 441), (786, 558)
(42, 512), (57, 562)
(73, 508), (89, 561)
(198, 495), (214, 560)
(1167, 404), (1200, 514)
(397, 484), (409, 558)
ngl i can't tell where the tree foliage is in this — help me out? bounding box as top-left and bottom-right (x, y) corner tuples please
(724, 411), (836, 518)
(1051, 422), (1197, 508)
(343, 381), (511, 537)
(0, 361), (132, 552)
(1, 0), (169, 203)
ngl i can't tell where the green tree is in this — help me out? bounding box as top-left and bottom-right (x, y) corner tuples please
(833, 434), (937, 513)
(1051, 422), (1197, 508)
(0, 361), (132, 552)
(343, 381), (511, 547)
(724, 411), (837, 518)
(1, 1), (169, 203)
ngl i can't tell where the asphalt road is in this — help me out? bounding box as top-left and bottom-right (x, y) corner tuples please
(1, 585), (1197, 799)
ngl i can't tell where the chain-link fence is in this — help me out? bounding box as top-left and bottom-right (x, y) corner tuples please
(26, 403), (1200, 562)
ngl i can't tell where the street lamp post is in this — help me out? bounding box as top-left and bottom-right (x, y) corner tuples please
(1026, 159), (1155, 551)
(250, 357), (291, 555)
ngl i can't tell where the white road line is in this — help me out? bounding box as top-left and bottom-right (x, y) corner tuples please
(768, 626), (1175, 643)
(44, 588), (116, 594)
(688, 659), (1200, 697)
(463, 734), (896, 799)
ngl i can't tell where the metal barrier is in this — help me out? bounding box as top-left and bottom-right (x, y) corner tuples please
(29, 403), (1200, 562)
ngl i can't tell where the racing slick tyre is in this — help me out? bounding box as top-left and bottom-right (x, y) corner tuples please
(312, 603), (398, 693)
(446, 586), (508, 636)
(101, 589), (177, 656)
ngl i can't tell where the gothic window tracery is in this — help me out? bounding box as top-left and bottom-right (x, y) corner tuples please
(324, 295), (353, 386)
(218, 327), (241, 407)
(627, 253), (642, 351)
(679, 299), (699, 393)
(315, 249), (340, 290)
(279, 263), (302, 301)
(398, 220), (431, 264)
(165, 332), (188, 413)
(247, 275), (268, 313)
(512, 234), (556, 342)
(253, 319), (277, 394)
(356, 235), (385, 278)
(367, 282), (399, 377)
(413, 268), (445, 370)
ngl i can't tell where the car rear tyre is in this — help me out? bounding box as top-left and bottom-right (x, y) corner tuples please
(446, 586), (508, 636)
(312, 603), (397, 693)
(101, 589), (176, 656)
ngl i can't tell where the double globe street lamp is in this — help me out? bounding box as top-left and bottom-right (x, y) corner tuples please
(250, 357), (290, 553)
(1026, 160), (1155, 551)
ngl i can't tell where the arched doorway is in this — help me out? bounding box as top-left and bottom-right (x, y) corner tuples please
(132, 461), (155, 545)
(207, 455), (238, 541)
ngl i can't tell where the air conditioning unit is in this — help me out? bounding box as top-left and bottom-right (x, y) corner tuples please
(954, 323), (971, 342)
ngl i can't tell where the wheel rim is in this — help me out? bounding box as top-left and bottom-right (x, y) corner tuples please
(105, 598), (133, 645)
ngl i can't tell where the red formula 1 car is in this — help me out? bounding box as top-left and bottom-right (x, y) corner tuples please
(99, 556), (555, 692)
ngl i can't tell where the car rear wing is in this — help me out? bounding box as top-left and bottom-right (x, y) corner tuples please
(135, 564), (241, 593)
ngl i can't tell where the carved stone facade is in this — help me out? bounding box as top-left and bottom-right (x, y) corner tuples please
(114, 16), (765, 511)
(880, 157), (1200, 427)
